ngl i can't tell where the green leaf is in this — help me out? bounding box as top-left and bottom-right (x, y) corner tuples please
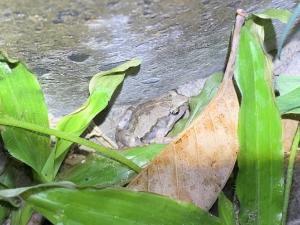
(0, 181), (75, 207)
(275, 75), (300, 114)
(218, 193), (235, 225)
(57, 144), (165, 186)
(0, 162), (16, 189)
(55, 59), (141, 158)
(276, 75), (300, 95)
(276, 86), (300, 114)
(278, 3), (300, 57)
(0, 53), (51, 177)
(11, 204), (33, 225)
(254, 9), (291, 23)
(169, 72), (223, 137)
(235, 26), (284, 225)
(0, 115), (141, 175)
(0, 206), (8, 224)
(25, 187), (220, 225)
(47, 59), (141, 180)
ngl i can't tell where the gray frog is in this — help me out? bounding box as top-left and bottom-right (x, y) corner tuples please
(116, 90), (189, 148)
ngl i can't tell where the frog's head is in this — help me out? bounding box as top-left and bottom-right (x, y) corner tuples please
(168, 90), (189, 113)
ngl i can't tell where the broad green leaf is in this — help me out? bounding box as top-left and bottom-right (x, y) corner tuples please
(235, 26), (284, 225)
(254, 9), (291, 23)
(168, 72), (223, 137)
(25, 187), (220, 225)
(47, 59), (141, 180)
(278, 3), (300, 57)
(0, 53), (51, 177)
(57, 144), (165, 186)
(218, 192), (235, 225)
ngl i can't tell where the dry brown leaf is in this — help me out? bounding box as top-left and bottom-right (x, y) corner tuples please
(128, 10), (247, 210)
(282, 119), (299, 153)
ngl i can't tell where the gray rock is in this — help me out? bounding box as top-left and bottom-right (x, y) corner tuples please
(0, 0), (295, 117)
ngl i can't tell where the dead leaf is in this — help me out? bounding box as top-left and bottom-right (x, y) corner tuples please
(128, 10), (246, 210)
(282, 119), (299, 153)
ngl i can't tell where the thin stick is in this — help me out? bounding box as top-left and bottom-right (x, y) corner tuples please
(282, 127), (300, 225)
(224, 9), (247, 81)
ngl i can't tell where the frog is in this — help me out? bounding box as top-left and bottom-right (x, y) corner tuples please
(115, 90), (189, 148)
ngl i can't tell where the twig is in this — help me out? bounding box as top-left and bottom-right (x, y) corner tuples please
(282, 127), (300, 225)
(224, 9), (247, 81)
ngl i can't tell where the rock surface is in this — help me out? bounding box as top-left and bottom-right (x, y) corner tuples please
(0, 0), (295, 116)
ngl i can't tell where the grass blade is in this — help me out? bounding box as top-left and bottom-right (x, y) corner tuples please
(282, 127), (300, 225)
(0, 115), (141, 173)
(277, 3), (300, 57)
(235, 26), (284, 225)
(11, 204), (34, 225)
(57, 144), (165, 186)
(218, 192), (235, 225)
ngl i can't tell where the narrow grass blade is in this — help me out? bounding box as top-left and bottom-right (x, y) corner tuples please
(282, 127), (300, 225)
(0, 181), (75, 207)
(11, 204), (34, 225)
(0, 115), (141, 173)
(57, 144), (165, 186)
(0, 207), (8, 224)
(218, 192), (235, 225)
(235, 26), (284, 225)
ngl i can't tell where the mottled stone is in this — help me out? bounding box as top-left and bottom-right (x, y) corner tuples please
(0, 0), (296, 116)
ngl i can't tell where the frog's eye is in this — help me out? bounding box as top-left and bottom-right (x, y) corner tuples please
(171, 108), (179, 115)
